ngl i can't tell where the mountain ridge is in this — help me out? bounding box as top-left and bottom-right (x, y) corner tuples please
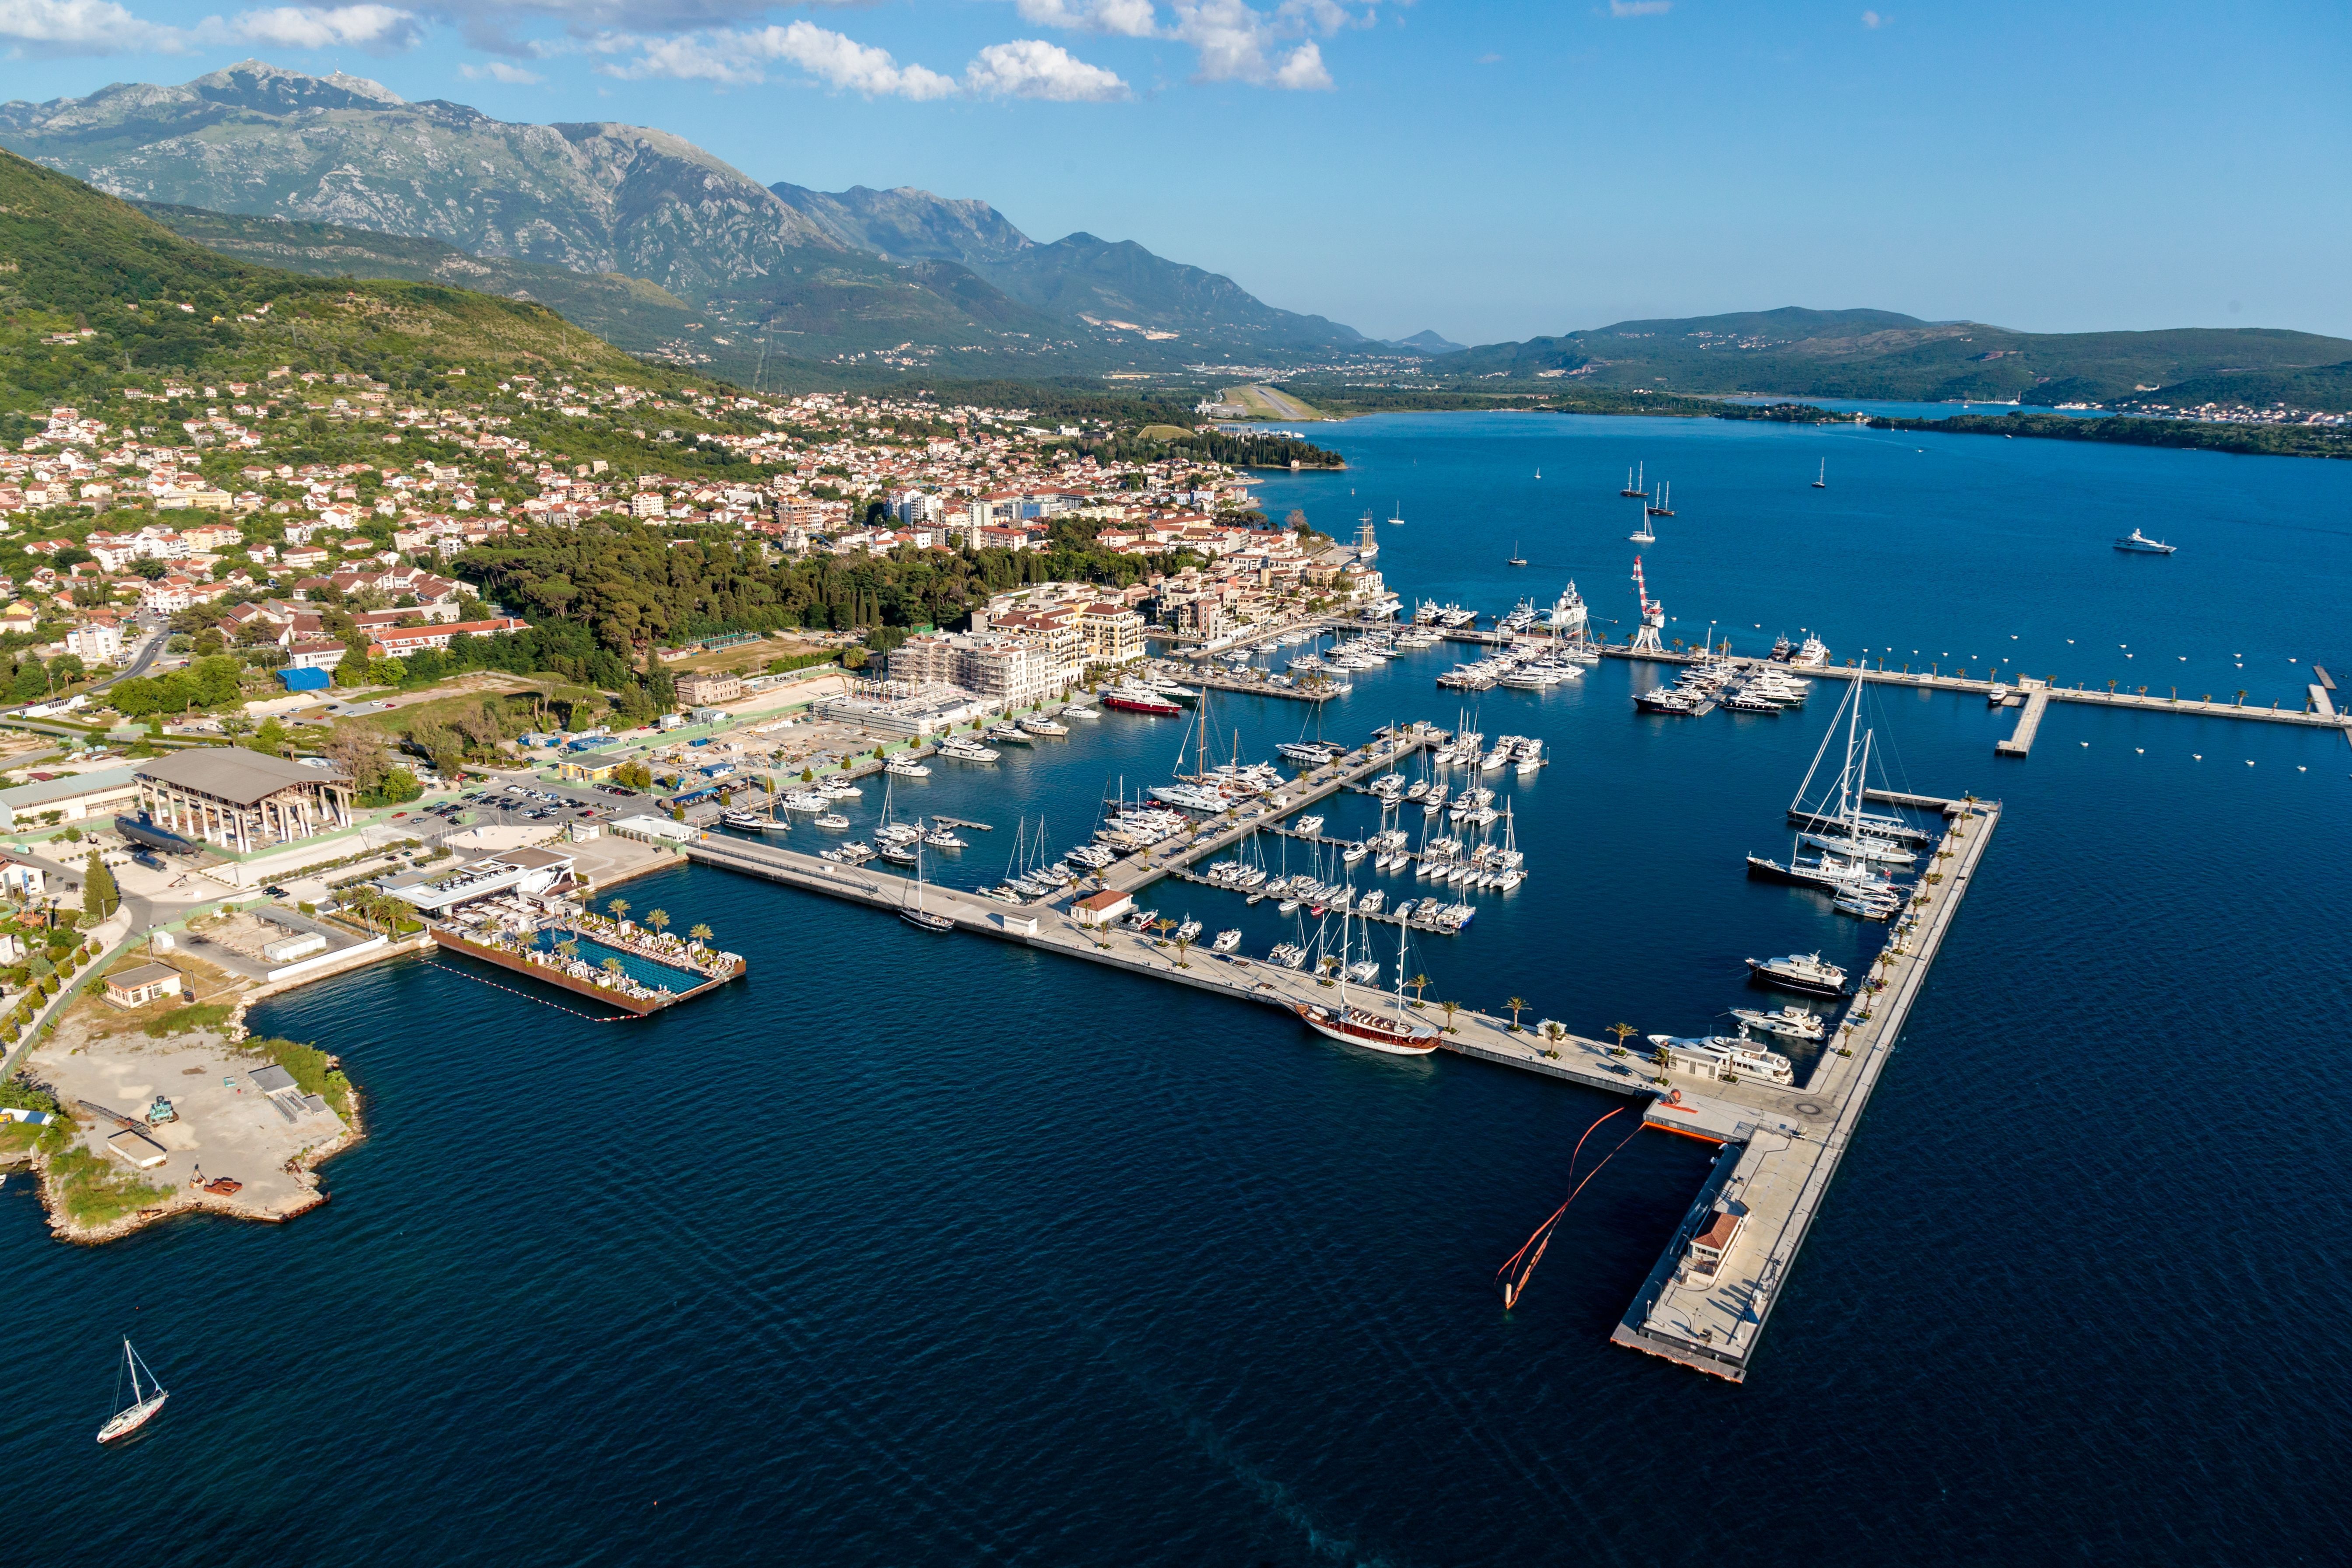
(0, 63), (1386, 374)
(1425, 306), (2352, 407)
(769, 181), (1370, 355)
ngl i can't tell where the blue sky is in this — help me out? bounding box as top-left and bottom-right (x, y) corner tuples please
(3, 1), (2347, 346)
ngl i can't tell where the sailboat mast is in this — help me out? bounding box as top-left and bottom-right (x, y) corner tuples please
(1849, 732), (1871, 836)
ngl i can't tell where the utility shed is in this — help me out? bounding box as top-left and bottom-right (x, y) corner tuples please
(104, 963), (185, 1008)
(105, 1129), (169, 1168)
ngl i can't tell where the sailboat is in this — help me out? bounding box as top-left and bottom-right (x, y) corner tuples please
(1620, 461), (1647, 499)
(1388, 498), (1405, 526)
(899, 837), (954, 933)
(1533, 467), (1541, 480)
(1627, 498), (1655, 545)
(1645, 481), (1674, 518)
(1782, 681), (1927, 843)
(98, 1339), (168, 1444)
(1291, 906), (1439, 1056)
(1812, 460), (1827, 489)
(1505, 540), (1528, 567)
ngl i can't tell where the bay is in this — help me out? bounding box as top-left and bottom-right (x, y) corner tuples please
(4, 411), (2347, 1565)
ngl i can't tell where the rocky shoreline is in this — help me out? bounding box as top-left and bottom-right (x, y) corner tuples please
(14, 981), (369, 1246)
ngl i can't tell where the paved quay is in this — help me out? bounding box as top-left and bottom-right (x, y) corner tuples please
(1611, 798), (2003, 1380)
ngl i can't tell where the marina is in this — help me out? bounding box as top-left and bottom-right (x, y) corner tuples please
(679, 678), (2001, 1381)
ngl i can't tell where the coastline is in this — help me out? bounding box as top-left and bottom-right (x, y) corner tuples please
(10, 936), (404, 1246)
(1263, 386), (2351, 461)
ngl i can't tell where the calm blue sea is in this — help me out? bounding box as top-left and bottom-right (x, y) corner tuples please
(5, 413), (2349, 1565)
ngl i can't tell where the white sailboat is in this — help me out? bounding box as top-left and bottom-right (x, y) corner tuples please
(97, 1339), (168, 1444)
(1627, 497), (1655, 545)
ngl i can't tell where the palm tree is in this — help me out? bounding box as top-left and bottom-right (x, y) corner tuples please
(555, 938), (580, 961)
(1172, 934), (1192, 969)
(1652, 1041), (1673, 1071)
(645, 908), (670, 935)
(1609, 1021), (1638, 1055)
(1439, 999), (1459, 1034)
(609, 898), (630, 923)
(1407, 972), (1430, 1007)
(1544, 1021), (1566, 1048)
(1504, 995), (1528, 1032)
(600, 956), (624, 974)
(1152, 916), (1174, 946)
(689, 922), (712, 944)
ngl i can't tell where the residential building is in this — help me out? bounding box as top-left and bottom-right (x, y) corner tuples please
(365, 617), (531, 658)
(675, 672), (743, 706)
(1080, 602), (1146, 667)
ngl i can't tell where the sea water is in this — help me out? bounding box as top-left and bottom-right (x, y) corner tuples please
(3, 412), (2348, 1564)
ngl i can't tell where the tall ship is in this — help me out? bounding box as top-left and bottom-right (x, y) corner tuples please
(1292, 909), (1440, 1056)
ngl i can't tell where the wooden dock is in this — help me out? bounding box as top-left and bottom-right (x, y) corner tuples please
(1094, 725), (1435, 898)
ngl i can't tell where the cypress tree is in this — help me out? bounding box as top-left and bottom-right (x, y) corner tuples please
(82, 851), (118, 923)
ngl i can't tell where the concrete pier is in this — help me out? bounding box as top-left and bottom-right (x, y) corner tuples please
(1995, 679), (2051, 756)
(672, 716), (2002, 1387)
(1597, 645), (2352, 739)
(1610, 798), (2002, 1380)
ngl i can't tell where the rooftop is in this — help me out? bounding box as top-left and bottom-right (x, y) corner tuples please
(136, 748), (346, 805)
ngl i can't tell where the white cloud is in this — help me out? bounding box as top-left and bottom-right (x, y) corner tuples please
(967, 37), (1129, 99)
(1608, 0), (1671, 16)
(460, 59), (544, 82)
(767, 20), (960, 98)
(1171, 0), (1357, 88)
(1272, 38), (1326, 89)
(233, 4), (422, 50)
(0, 0), (190, 54)
(605, 20), (959, 98)
(1014, 0), (1157, 36)
(1861, 10), (1885, 28)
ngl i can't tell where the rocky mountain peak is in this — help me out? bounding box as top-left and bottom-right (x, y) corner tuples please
(191, 60), (408, 115)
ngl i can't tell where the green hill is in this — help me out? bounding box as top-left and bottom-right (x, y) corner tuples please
(1427, 307), (2352, 408)
(2115, 359), (2352, 415)
(0, 148), (678, 409)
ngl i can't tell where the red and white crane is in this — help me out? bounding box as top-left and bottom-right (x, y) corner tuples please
(1629, 556), (1666, 653)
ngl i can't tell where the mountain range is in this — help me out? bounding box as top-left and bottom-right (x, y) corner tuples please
(2, 64), (2345, 411)
(0, 61), (1410, 383)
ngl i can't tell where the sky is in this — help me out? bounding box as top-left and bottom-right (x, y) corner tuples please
(1, 0), (2347, 346)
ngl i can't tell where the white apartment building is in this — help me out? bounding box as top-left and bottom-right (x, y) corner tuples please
(66, 622), (126, 662)
(887, 631), (1071, 709)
